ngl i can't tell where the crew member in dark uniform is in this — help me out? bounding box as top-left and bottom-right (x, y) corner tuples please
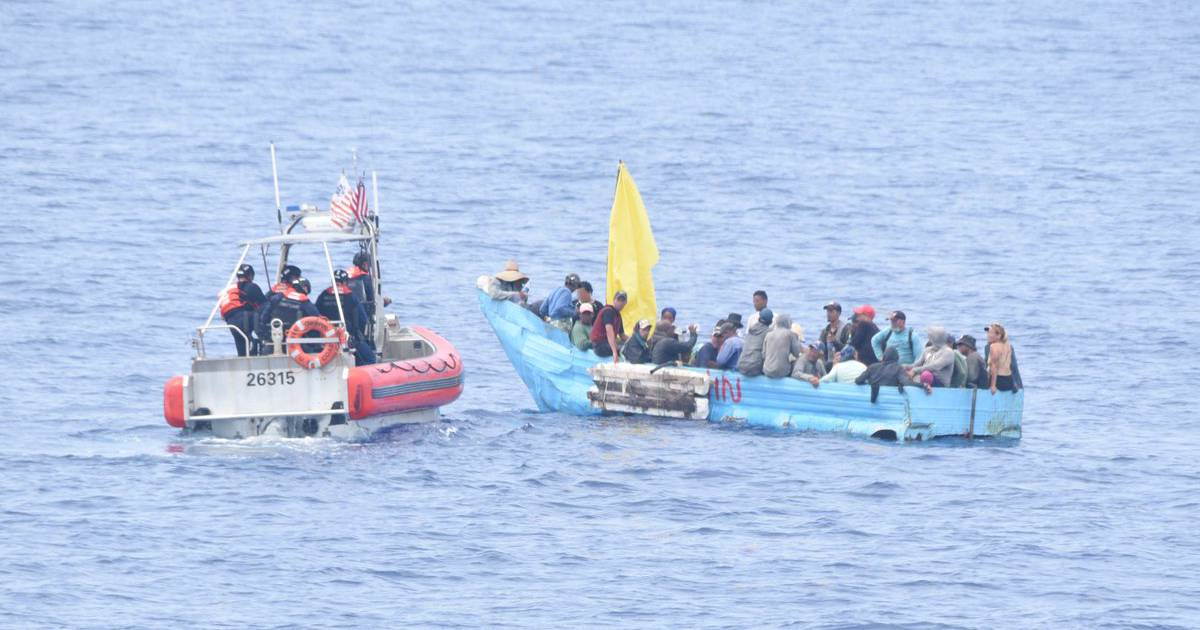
(257, 276), (319, 352)
(218, 263), (267, 356)
(316, 269), (376, 365)
(269, 264), (303, 297)
(345, 252), (376, 317)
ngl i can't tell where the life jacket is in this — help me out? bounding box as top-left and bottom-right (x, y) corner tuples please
(315, 285), (353, 323)
(218, 284), (247, 317)
(271, 281), (290, 294)
(269, 289), (310, 331)
(590, 305), (624, 345)
(346, 266), (370, 305)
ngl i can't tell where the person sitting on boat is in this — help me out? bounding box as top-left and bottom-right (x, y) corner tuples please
(762, 313), (803, 379)
(316, 270), (376, 365)
(478, 260), (530, 304)
(589, 290), (628, 361)
(848, 304), (880, 365)
(956, 334), (989, 389)
(270, 264), (303, 296)
(906, 326), (955, 389)
(820, 346), (869, 384)
(819, 301), (852, 370)
(736, 308), (773, 376)
(714, 320), (743, 371)
(791, 344), (828, 382)
(855, 347), (916, 403)
(650, 320), (698, 365)
(871, 310), (923, 366)
(535, 272), (580, 324)
(218, 263), (267, 357)
(571, 303), (595, 351)
(746, 290), (769, 328)
(690, 322), (725, 369)
(622, 319), (654, 364)
(257, 277), (319, 352)
(571, 281), (603, 321)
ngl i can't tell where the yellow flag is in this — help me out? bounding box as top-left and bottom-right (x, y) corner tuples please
(606, 162), (659, 332)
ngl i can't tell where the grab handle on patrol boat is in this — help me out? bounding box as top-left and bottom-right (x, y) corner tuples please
(270, 319), (284, 355)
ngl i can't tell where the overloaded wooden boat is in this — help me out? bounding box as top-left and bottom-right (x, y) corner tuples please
(479, 163), (1022, 441)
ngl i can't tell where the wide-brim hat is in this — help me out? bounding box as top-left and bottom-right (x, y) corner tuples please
(725, 312), (744, 328)
(495, 260), (528, 282)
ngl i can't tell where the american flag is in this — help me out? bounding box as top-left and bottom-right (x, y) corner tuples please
(330, 174), (369, 228)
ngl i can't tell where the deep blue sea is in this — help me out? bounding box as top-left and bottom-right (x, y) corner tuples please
(2, 1), (1199, 627)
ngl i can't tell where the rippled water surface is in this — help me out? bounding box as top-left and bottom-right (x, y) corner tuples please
(3, 1), (1199, 627)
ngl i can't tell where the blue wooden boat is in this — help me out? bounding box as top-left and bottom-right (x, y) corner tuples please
(478, 291), (1023, 441)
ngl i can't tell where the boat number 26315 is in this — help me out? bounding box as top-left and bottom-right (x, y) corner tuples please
(245, 371), (296, 387)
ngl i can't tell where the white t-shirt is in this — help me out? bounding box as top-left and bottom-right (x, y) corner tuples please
(821, 360), (868, 384)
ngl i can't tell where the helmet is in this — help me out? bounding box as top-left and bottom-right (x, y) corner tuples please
(353, 251), (370, 269)
(236, 264), (254, 278)
(334, 269), (350, 283)
(281, 265), (302, 281)
(291, 277), (311, 294)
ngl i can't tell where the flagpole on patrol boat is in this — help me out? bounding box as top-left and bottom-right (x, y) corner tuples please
(270, 142), (283, 233)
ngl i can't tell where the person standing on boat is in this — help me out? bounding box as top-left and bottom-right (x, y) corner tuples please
(985, 323), (1019, 394)
(762, 313), (803, 378)
(818, 301), (852, 369)
(346, 251), (384, 318)
(316, 270), (376, 365)
(590, 291), (629, 362)
(737, 308), (773, 376)
(746, 290), (769, 328)
(848, 305), (880, 365)
(270, 264), (302, 296)
(218, 263), (267, 357)
(871, 311), (923, 366)
(257, 277), (319, 351)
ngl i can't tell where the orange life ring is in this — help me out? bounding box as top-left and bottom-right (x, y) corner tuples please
(286, 316), (347, 369)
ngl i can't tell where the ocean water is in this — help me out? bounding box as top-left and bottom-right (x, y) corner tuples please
(2, 1), (1199, 627)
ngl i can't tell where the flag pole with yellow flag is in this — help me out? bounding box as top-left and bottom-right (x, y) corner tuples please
(606, 161), (659, 333)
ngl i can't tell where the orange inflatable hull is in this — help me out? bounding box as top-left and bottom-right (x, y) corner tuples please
(346, 326), (464, 420)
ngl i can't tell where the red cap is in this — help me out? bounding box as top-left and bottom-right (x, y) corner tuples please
(853, 304), (876, 318)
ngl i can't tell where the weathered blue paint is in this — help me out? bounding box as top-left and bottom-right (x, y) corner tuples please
(479, 291), (1022, 441)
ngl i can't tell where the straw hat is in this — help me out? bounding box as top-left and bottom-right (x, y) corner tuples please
(495, 260), (528, 283)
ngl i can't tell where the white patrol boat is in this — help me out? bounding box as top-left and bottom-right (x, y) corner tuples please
(163, 151), (463, 440)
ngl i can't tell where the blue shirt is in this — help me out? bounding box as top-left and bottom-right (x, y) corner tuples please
(692, 341), (719, 367)
(539, 285), (575, 320)
(715, 336), (743, 370)
(871, 327), (924, 365)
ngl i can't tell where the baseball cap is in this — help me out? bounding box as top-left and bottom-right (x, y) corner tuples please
(853, 304), (876, 318)
(889, 310), (906, 321)
(823, 301), (842, 312)
(578, 303), (594, 314)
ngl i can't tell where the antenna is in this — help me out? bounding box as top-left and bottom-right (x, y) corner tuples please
(270, 142), (283, 233)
